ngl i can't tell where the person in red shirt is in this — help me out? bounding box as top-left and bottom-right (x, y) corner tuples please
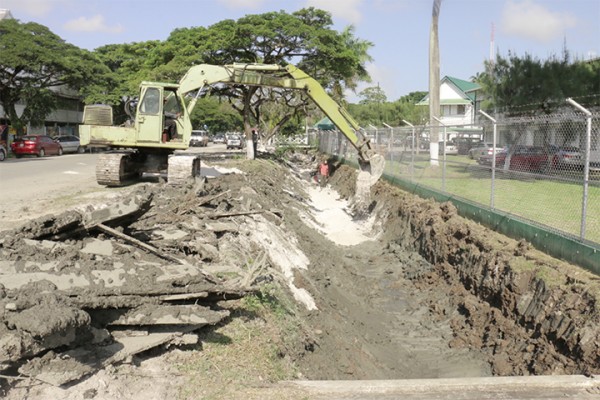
(314, 159), (330, 186)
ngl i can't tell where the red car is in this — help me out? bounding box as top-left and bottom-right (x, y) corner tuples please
(11, 135), (63, 158)
(478, 145), (556, 172)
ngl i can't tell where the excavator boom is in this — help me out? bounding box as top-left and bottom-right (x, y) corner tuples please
(179, 63), (384, 175)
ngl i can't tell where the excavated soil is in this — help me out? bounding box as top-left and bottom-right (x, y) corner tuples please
(0, 151), (599, 399)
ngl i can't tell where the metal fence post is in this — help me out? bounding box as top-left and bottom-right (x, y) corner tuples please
(403, 120), (415, 182)
(383, 123), (393, 157)
(433, 116), (447, 192)
(567, 98), (592, 240)
(479, 110), (497, 209)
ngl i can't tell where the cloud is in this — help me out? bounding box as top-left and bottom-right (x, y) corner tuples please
(347, 62), (398, 102)
(0, 0), (57, 17)
(500, 0), (577, 43)
(306, 0), (364, 24)
(365, 62), (397, 99)
(217, 0), (268, 10)
(63, 15), (123, 34)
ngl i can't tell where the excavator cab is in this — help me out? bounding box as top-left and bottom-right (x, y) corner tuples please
(135, 85), (185, 144)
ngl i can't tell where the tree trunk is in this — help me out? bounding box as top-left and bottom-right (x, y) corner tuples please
(242, 89), (257, 160)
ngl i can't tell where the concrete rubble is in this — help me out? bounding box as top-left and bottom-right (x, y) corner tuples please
(0, 184), (256, 386)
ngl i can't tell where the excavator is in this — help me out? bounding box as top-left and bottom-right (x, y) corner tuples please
(79, 63), (385, 186)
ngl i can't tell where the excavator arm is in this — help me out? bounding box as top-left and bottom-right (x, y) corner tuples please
(178, 63), (384, 175)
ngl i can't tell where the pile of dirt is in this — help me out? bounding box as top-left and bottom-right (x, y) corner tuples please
(0, 153), (598, 399)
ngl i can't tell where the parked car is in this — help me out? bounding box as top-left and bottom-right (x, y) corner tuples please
(226, 134), (244, 150)
(11, 135), (63, 158)
(455, 137), (484, 155)
(213, 134), (225, 144)
(53, 135), (85, 153)
(478, 145), (556, 172)
(189, 130), (209, 147)
(438, 141), (458, 155)
(0, 144), (6, 161)
(555, 146), (582, 169)
(468, 142), (504, 160)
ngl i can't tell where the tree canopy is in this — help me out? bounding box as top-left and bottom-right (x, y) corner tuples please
(476, 51), (600, 114)
(99, 7), (373, 156)
(0, 18), (110, 133)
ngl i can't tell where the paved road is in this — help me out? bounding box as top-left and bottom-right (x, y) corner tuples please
(0, 153), (106, 230)
(0, 143), (238, 230)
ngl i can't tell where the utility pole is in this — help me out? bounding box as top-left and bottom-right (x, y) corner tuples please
(429, 0), (442, 166)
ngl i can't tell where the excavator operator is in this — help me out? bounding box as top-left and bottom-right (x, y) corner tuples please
(163, 94), (181, 141)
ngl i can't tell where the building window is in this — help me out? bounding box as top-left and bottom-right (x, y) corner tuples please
(457, 105), (465, 115)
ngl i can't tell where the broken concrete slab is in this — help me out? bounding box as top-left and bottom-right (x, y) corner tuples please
(81, 238), (114, 257)
(0, 262), (212, 292)
(107, 305), (229, 326)
(0, 191), (153, 243)
(152, 229), (189, 241)
(82, 191), (153, 229)
(205, 221), (239, 232)
(18, 325), (206, 387)
(19, 349), (98, 387)
(0, 303), (92, 365)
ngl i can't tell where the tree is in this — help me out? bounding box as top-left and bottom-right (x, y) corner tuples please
(347, 90), (428, 127)
(475, 51), (600, 168)
(476, 51), (600, 114)
(143, 8), (373, 159)
(189, 97), (242, 133)
(92, 41), (161, 124)
(358, 86), (387, 105)
(0, 19), (110, 134)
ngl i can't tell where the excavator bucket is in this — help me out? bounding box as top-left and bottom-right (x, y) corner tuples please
(361, 154), (385, 186)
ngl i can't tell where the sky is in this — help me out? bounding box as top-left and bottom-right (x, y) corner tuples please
(1, 0), (598, 102)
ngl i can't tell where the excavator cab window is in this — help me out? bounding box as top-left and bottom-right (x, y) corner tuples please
(163, 90), (182, 141)
(139, 88), (160, 115)
(163, 91), (181, 115)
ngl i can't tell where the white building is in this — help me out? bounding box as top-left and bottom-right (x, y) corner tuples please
(417, 76), (482, 125)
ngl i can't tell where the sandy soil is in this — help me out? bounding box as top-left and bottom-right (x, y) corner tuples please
(0, 151), (598, 399)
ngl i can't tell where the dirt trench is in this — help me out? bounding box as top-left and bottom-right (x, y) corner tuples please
(0, 152), (599, 399)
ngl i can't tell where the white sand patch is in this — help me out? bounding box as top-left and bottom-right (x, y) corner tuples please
(302, 185), (376, 246)
(243, 217), (317, 311)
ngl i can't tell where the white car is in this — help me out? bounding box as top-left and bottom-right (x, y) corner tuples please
(469, 142), (503, 160)
(189, 130), (209, 147)
(438, 141), (458, 155)
(53, 135), (85, 153)
(555, 146), (582, 169)
(226, 135), (244, 150)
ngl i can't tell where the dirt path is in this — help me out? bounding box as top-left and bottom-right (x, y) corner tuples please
(0, 152), (598, 399)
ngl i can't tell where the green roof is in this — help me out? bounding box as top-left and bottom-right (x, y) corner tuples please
(416, 76), (481, 105)
(315, 117), (335, 130)
(445, 76), (481, 101)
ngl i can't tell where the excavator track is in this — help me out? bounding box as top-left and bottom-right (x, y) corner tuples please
(167, 153), (201, 185)
(96, 152), (135, 186)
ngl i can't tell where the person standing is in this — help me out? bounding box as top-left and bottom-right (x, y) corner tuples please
(313, 159), (330, 186)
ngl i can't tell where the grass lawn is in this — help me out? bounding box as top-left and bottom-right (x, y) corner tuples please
(384, 154), (600, 244)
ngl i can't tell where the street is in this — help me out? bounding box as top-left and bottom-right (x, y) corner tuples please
(0, 143), (238, 230)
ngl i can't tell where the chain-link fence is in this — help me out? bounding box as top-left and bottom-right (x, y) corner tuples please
(315, 107), (600, 247)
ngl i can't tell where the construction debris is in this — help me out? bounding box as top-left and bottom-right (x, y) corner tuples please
(0, 182), (263, 386)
